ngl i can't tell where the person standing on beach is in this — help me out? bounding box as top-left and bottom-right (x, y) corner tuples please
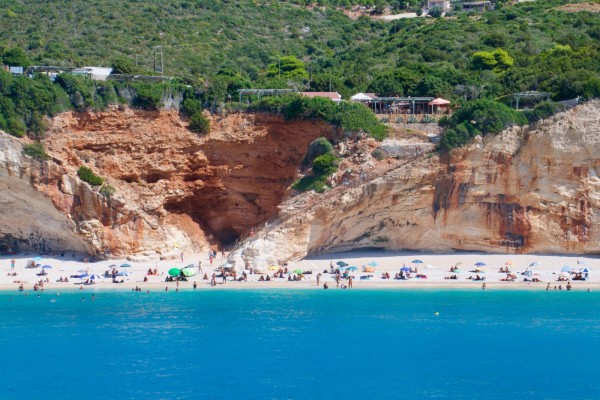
(198, 260), (202, 273)
(180, 252), (184, 263)
(348, 276), (353, 288)
(316, 273), (321, 287)
(11, 258), (15, 271)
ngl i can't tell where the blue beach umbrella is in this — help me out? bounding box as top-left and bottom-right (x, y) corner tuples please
(120, 263), (132, 268)
(42, 265), (53, 269)
(412, 260), (424, 264)
(89, 274), (103, 280)
(367, 262), (378, 267)
(475, 262), (486, 267)
(347, 266), (358, 271)
(336, 261), (348, 267)
(580, 267), (591, 273)
(34, 256), (43, 261)
(400, 266), (411, 272)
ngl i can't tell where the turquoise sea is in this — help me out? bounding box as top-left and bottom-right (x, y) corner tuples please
(0, 289), (598, 400)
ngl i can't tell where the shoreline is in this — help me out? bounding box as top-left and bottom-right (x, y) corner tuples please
(1, 250), (596, 293)
(0, 280), (597, 293)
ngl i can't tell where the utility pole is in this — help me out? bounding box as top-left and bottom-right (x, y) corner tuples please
(153, 46), (164, 76)
(278, 56), (281, 79)
(135, 54), (139, 66)
(329, 77), (332, 92)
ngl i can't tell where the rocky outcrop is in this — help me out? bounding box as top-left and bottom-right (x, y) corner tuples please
(3, 101), (600, 263)
(0, 134), (90, 254)
(0, 108), (333, 258)
(231, 101), (600, 269)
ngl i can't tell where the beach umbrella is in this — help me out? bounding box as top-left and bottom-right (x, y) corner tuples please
(117, 271), (130, 276)
(293, 269), (303, 274)
(181, 268), (196, 277)
(168, 268), (181, 277)
(336, 261), (347, 267)
(89, 274), (102, 280)
(412, 260), (424, 264)
(268, 265), (279, 271)
(561, 266), (572, 273)
(120, 263), (132, 268)
(529, 262), (540, 267)
(400, 266), (411, 272)
(347, 266), (358, 271)
(505, 261), (513, 266)
(79, 273), (89, 279)
(34, 256), (43, 261)
(580, 267), (591, 273)
(42, 265), (53, 269)
(475, 262), (486, 267)
(367, 261), (378, 267)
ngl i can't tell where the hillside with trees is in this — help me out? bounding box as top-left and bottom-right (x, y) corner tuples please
(0, 0), (599, 147)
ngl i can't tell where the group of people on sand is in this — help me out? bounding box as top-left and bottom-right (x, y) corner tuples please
(146, 268), (159, 276)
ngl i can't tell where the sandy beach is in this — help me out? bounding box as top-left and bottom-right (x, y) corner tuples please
(0, 250), (597, 292)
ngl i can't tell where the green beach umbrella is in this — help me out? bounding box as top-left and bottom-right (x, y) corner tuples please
(168, 268), (181, 277)
(293, 269), (303, 274)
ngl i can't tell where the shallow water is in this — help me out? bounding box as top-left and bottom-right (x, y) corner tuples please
(0, 289), (598, 399)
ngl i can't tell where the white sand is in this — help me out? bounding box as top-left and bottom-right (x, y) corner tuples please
(0, 250), (596, 292)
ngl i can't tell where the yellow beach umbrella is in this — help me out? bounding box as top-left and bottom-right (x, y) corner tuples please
(268, 265), (279, 271)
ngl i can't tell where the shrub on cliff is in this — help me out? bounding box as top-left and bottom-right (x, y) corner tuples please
(282, 97), (387, 140)
(439, 100), (527, 150)
(181, 98), (203, 116)
(523, 101), (566, 123)
(305, 137), (334, 164)
(22, 142), (49, 160)
(293, 153), (339, 193)
(189, 111), (210, 135)
(77, 166), (103, 186)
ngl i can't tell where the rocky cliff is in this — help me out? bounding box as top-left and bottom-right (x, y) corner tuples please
(231, 101), (600, 268)
(0, 109), (333, 259)
(2, 102), (600, 263)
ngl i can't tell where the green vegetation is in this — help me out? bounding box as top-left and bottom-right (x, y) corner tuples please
(99, 183), (116, 200)
(0, 0), (599, 150)
(189, 112), (211, 135)
(438, 100), (528, 150)
(282, 95), (388, 139)
(305, 137), (335, 164)
(22, 142), (49, 160)
(293, 138), (339, 192)
(371, 148), (386, 160)
(77, 166), (103, 186)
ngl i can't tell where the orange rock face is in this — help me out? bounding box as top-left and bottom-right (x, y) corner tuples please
(29, 108), (333, 257)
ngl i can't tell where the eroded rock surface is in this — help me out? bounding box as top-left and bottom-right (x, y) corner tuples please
(1, 109), (333, 258)
(231, 101), (600, 268)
